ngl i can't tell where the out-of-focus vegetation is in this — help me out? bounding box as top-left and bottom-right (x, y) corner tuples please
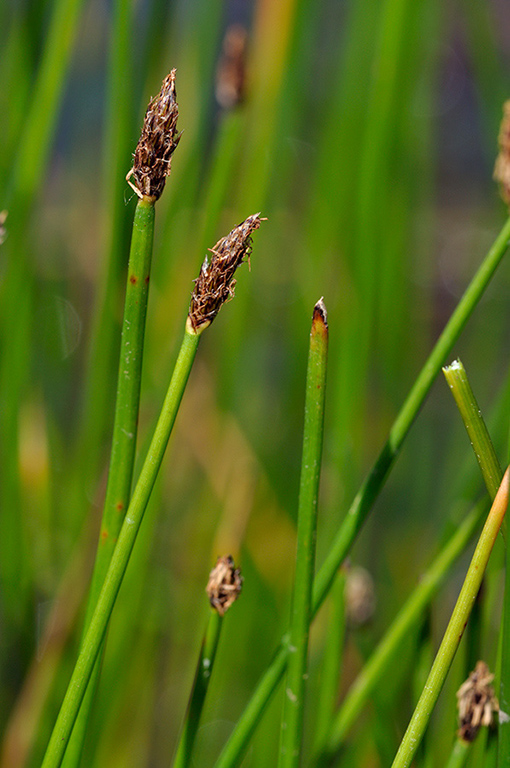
(1, 0), (510, 766)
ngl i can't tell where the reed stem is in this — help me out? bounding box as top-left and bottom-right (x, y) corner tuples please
(278, 300), (328, 768)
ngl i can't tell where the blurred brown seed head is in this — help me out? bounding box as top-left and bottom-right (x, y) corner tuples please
(187, 213), (263, 333)
(494, 100), (510, 208)
(457, 661), (498, 742)
(206, 555), (243, 616)
(215, 24), (248, 110)
(0, 210), (8, 245)
(345, 566), (376, 627)
(126, 69), (180, 201)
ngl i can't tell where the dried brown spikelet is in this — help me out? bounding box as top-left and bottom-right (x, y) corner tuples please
(187, 213), (263, 333)
(494, 100), (510, 207)
(126, 69), (180, 201)
(206, 555), (243, 616)
(457, 661), (499, 742)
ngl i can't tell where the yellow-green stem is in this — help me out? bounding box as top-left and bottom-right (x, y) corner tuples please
(391, 468), (510, 768)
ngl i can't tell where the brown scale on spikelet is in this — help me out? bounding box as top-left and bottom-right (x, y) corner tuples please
(494, 101), (510, 208)
(187, 213), (263, 333)
(457, 661), (499, 742)
(126, 69), (180, 201)
(206, 556), (243, 617)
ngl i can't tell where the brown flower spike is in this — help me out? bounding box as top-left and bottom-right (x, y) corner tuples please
(494, 100), (510, 208)
(126, 69), (180, 201)
(206, 556), (243, 617)
(457, 661), (499, 742)
(187, 213), (263, 333)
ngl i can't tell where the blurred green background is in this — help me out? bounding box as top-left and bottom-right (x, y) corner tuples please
(1, 0), (510, 765)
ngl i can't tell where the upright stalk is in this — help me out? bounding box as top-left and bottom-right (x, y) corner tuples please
(278, 300), (328, 768)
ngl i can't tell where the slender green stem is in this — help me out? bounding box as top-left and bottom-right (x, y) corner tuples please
(278, 301), (328, 768)
(173, 611), (223, 768)
(41, 328), (201, 768)
(213, 216), (510, 768)
(390, 468), (510, 768)
(443, 359), (503, 500)
(62, 197), (155, 767)
(444, 739), (471, 768)
(317, 499), (486, 761)
(88, 198), (156, 618)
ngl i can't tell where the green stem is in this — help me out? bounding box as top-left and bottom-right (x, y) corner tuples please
(41, 328), (201, 768)
(278, 301), (328, 768)
(318, 499), (486, 760)
(89, 198), (156, 613)
(62, 197), (155, 766)
(444, 739), (471, 768)
(443, 359), (503, 501)
(213, 216), (510, 768)
(173, 611), (223, 768)
(390, 468), (510, 768)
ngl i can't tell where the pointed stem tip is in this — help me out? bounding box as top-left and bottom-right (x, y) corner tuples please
(312, 297), (328, 337)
